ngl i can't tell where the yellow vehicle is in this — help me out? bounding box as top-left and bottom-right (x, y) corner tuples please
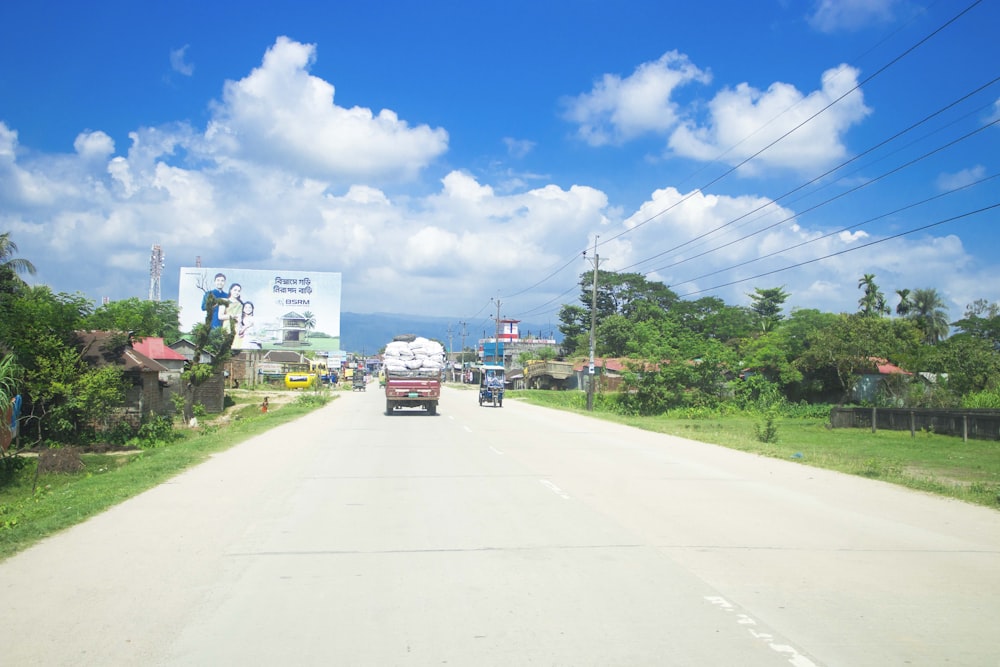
(284, 372), (317, 389)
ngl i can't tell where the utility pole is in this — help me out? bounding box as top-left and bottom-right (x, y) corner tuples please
(459, 321), (468, 382)
(491, 296), (502, 366)
(446, 324), (454, 382)
(585, 236), (600, 411)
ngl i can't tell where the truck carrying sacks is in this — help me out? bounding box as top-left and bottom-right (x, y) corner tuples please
(383, 335), (444, 415)
(383, 336), (446, 374)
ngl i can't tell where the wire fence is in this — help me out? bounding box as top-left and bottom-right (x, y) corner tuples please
(830, 407), (1000, 441)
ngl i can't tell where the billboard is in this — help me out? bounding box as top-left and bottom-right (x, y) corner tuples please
(177, 267), (341, 352)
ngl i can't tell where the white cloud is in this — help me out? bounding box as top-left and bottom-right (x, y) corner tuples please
(170, 45), (194, 76)
(74, 131), (115, 160)
(668, 64), (871, 173)
(0, 38), (994, 323)
(808, 0), (898, 33)
(203, 36), (448, 182)
(988, 98), (1000, 123)
(936, 165), (986, 192)
(503, 137), (535, 158)
(607, 185), (978, 317)
(0, 121), (17, 161)
(563, 51), (710, 146)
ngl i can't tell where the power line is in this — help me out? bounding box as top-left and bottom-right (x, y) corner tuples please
(594, 0), (984, 253)
(676, 202), (1000, 298)
(494, 0), (986, 311)
(647, 116), (1000, 276)
(621, 76), (1000, 276)
(681, 171), (1000, 285)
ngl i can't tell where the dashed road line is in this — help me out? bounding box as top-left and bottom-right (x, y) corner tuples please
(540, 479), (571, 499)
(705, 596), (817, 667)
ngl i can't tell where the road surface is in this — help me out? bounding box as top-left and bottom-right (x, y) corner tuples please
(1, 384), (999, 665)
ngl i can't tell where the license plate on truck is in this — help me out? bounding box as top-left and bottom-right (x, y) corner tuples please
(408, 392), (419, 398)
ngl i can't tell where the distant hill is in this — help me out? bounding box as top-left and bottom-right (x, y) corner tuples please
(340, 312), (561, 355)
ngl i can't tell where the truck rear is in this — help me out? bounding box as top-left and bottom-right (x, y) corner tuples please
(382, 335), (445, 415)
(384, 369), (441, 415)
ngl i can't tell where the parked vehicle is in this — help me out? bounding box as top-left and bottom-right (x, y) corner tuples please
(524, 360), (574, 390)
(478, 364), (505, 407)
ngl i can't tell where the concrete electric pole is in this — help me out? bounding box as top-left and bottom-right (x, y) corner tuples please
(585, 236), (599, 411)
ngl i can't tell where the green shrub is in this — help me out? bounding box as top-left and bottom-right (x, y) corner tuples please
(133, 416), (177, 448)
(962, 388), (1000, 409)
(754, 411), (780, 443)
(0, 455), (27, 487)
(295, 393), (331, 408)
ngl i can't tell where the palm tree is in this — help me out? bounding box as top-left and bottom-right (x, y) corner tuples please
(895, 288), (912, 317)
(302, 311), (316, 340)
(857, 274), (889, 317)
(908, 288), (949, 344)
(0, 232), (37, 293)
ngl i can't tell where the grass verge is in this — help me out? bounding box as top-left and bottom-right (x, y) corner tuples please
(508, 390), (1000, 510)
(0, 391), (333, 561)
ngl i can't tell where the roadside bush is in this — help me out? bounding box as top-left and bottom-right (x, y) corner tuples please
(754, 410), (780, 444)
(295, 393), (331, 408)
(733, 375), (786, 415)
(962, 387), (1000, 409)
(0, 455), (27, 487)
(133, 416), (178, 448)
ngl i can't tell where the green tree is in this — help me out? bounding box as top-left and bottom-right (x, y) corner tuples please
(0, 286), (95, 443)
(581, 270), (678, 321)
(796, 313), (921, 401)
(562, 271), (680, 356)
(618, 340), (736, 414)
(70, 365), (128, 438)
(952, 305), (1000, 349)
(84, 297), (181, 341)
(557, 304), (588, 356)
(670, 296), (755, 346)
(741, 309), (842, 403)
(922, 335), (1000, 394)
(895, 288), (912, 317)
(906, 287), (949, 345)
(963, 298), (999, 320)
(857, 274), (890, 317)
(177, 290), (236, 423)
(0, 354), (20, 445)
(0, 231), (37, 295)
(748, 286), (789, 333)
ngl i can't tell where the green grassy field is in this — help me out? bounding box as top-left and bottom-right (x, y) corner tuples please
(508, 390), (1000, 510)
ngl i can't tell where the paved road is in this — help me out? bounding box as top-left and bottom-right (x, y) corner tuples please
(2, 385), (999, 665)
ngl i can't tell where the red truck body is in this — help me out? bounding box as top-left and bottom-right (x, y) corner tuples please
(384, 370), (441, 415)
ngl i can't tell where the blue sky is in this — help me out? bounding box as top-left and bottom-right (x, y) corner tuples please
(1, 0), (998, 332)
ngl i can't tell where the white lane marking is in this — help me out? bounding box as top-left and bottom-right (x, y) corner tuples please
(463, 426), (473, 433)
(540, 479), (570, 500)
(489, 446), (504, 456)
(705, 596), (817, 667)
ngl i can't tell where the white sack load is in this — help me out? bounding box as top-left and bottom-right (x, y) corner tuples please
(383, 335), (446, 374)
(384, 358), (409, 373)
(384, 341), (414, 358)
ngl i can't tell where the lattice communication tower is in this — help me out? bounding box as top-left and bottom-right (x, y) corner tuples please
(148, 244), (165, 301)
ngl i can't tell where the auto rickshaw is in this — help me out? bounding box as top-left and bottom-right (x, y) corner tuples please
(478, 365), (505, 407)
